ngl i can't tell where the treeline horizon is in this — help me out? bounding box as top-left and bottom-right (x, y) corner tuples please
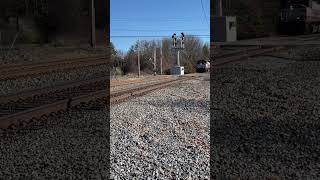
(111, 35), (210, 75)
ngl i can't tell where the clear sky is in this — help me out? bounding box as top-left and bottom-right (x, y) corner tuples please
(111, 0), (210, 52)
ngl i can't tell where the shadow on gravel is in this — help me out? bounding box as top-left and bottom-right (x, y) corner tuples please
(210, 61), (320, 179)
(211, 112), (320, 179)
(145, 97), (209, 109)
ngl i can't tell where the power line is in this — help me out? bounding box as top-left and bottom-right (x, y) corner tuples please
(111, 17), (206, 21)
(111, 28), (209, 32)
(111, 20), (204, 23)
(110, 18), (208, 24)
(200, 0), (210, 27)
(111, 35), (210, 38)
(111, 16), (203, 19)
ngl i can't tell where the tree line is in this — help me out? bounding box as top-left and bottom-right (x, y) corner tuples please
(111, 35), (210, 75)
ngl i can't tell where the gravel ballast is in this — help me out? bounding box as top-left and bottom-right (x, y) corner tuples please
(0, 64), (108, 96)
(110, 76), (210, 179)
(0, 110), (110, 179)
(0, 45), (108, 65)
(0, 76), (210, 178)
(211, 51), (320, 179)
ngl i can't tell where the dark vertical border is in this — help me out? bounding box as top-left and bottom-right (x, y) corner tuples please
(210, 0), (215, 179)
(105, 0), (110, 178)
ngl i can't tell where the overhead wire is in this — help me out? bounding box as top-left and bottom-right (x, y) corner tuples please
(111, 4), (210, 36)
(111, 35), (210, 38)
(111, 3), (210, 48)
(111, 17), (206, 22)
(111, 28), (209, 32)
(200, 0), (210, 27)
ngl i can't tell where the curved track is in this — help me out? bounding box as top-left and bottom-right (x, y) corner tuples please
(0, 75), (190, 129)
(0, 42), (296, 130)
(212, 46), (285, 66)
(0, 56), (107, 81)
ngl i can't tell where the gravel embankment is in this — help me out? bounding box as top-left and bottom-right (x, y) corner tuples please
(110, 77), (210, 179)
(0, 45), (108, 96)
(265, 45), (320, 61)
(0, 110), (110, 179)
(0, 76), (209, 179)
(0, 45), (108, 65)
(0, 64), (108, 96)
(211, 50), (320, 179)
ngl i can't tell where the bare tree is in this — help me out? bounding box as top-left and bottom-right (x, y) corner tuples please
(202, 43), (210, 60)
(180, 35), (204, 73)
(122, 35), (207, 74)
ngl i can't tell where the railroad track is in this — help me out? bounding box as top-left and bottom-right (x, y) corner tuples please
(213, 46), (262, 58)
(0, 44), (288, 130)
(211, 33), (320, 65)
(213, 34), (320, 49)
(0, 75), (192, 129)
(111, 75), (173, 88)
(212, 46), (285, 66)
(0, 56), (107, 81)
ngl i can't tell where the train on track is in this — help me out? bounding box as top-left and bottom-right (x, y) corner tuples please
(279, 0), (320, 34)
(196, 60), (210, 73)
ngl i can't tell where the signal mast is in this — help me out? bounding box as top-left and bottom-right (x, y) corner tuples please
(171, 32), (185, 75)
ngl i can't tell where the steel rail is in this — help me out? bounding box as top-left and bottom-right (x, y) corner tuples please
(0, 76), (183, 129)
(0, 56), (107, 81)
(212, 46), (285, 66)
(0, 45), (289, 129)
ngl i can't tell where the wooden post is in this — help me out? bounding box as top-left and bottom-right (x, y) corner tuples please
(153, 46), (156, 75)
(91, 0), (96, 48)
(25, 0), (29, 16)
(160, 46), (163, 75)
(138, 50), (140, 78)
(177, 50), (180, 66)
(214, 0), (222, 16)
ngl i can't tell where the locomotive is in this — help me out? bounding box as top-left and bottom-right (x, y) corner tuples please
(279, 0), (320, 34)
(196, 60), (210, 73)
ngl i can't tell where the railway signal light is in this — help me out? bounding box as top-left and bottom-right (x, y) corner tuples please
(172, 32), (185, 49)
(181, 32), (185, 48)
(172, 33), (177, 47)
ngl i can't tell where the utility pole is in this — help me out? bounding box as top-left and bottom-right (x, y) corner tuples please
(138, 50), (140, 78)
(177, 50), (180, 66)
(170, 32), (185, 75)
(160, 46), (163, 75)
(153, 46), (157, 75)
(25, 0), (29, 16)
(91, 0), (96, 48)
(214, 0), (223, 16)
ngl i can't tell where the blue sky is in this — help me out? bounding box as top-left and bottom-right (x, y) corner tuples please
(111, 0), (210, 52)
